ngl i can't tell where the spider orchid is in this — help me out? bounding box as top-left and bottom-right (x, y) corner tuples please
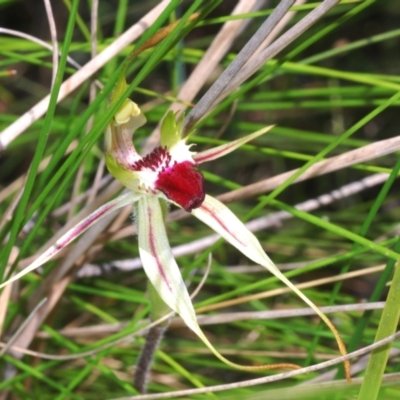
(1, 77), (349, 376)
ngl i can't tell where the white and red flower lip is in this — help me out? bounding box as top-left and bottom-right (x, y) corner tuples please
(106, 100), (206, 212)
(130, 145), (205, 212)
(106, 102), (274, 213)
(155, 158), (205, 212)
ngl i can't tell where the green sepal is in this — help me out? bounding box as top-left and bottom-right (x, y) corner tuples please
(109, 74), (131, 125)
(148, 280), (172, 326)
(160, 111), (184, 148)
(105, 153), (135, 187)
(110, 74), (127, 105)
(158, 198), (169, 221)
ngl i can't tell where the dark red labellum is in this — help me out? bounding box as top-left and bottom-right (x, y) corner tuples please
(156, 161), (205, 212)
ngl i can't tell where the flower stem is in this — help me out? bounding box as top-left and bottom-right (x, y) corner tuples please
(134, 281), (172, 393)
(134, 324), (168, 394)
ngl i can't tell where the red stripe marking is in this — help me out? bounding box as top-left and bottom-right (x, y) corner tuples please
(194, 144), (235, 164)
(56, 202), (115, 249)
(201, 202), (247, 247)
(147, 206), (173, 293)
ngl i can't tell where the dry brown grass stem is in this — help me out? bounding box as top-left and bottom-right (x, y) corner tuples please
(250, 0), (307, 53)
(247, 372), (400, 400)
(217, 136), (400, 204)
(110, 331), (400, 400)
(0, 141), (78, 205)
(184, 0), (339, 131)
(0, 249), (18, 338)
(0, 28), (82, 70)
(143, 0), (268, 152)
(196, 264), (386, 314)
(67, 0), (99, 222)
(304, 347), (400, 384)
(0, 297), (47, 357)
(2, 2), (394, 386)
(1, 2), (296, 359)
(31, 301), (384, 341)
(167, 136), (395, 223)
(184, 0), (297, 133)
(0, 300), (386, 366)
(0, 2), (173, 358)
(0, 258), (212, 361)
(43, 0), (58, 89)
(92, 172), (388, 273)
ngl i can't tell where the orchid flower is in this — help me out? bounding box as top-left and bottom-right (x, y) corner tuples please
(1, 76), (350, 377)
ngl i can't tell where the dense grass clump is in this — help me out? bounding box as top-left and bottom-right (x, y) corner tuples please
(0, 1), (400, 399)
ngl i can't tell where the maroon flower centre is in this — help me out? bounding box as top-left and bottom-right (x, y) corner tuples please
(156, 160), (205, 212)
(132, 147), (205, 212)
(131, 146), (171, 172)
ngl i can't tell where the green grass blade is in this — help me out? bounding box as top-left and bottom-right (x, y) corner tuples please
(0, 0), (80, 280)
(357, 250), (400, 400)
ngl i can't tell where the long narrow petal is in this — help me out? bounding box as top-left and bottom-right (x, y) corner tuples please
(0, 192), (140, 289)
(137, 195), (300, 372)
(193, 125), (274, 164)
(137, 196), (196, 322)
(192, 194), (351, 380)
